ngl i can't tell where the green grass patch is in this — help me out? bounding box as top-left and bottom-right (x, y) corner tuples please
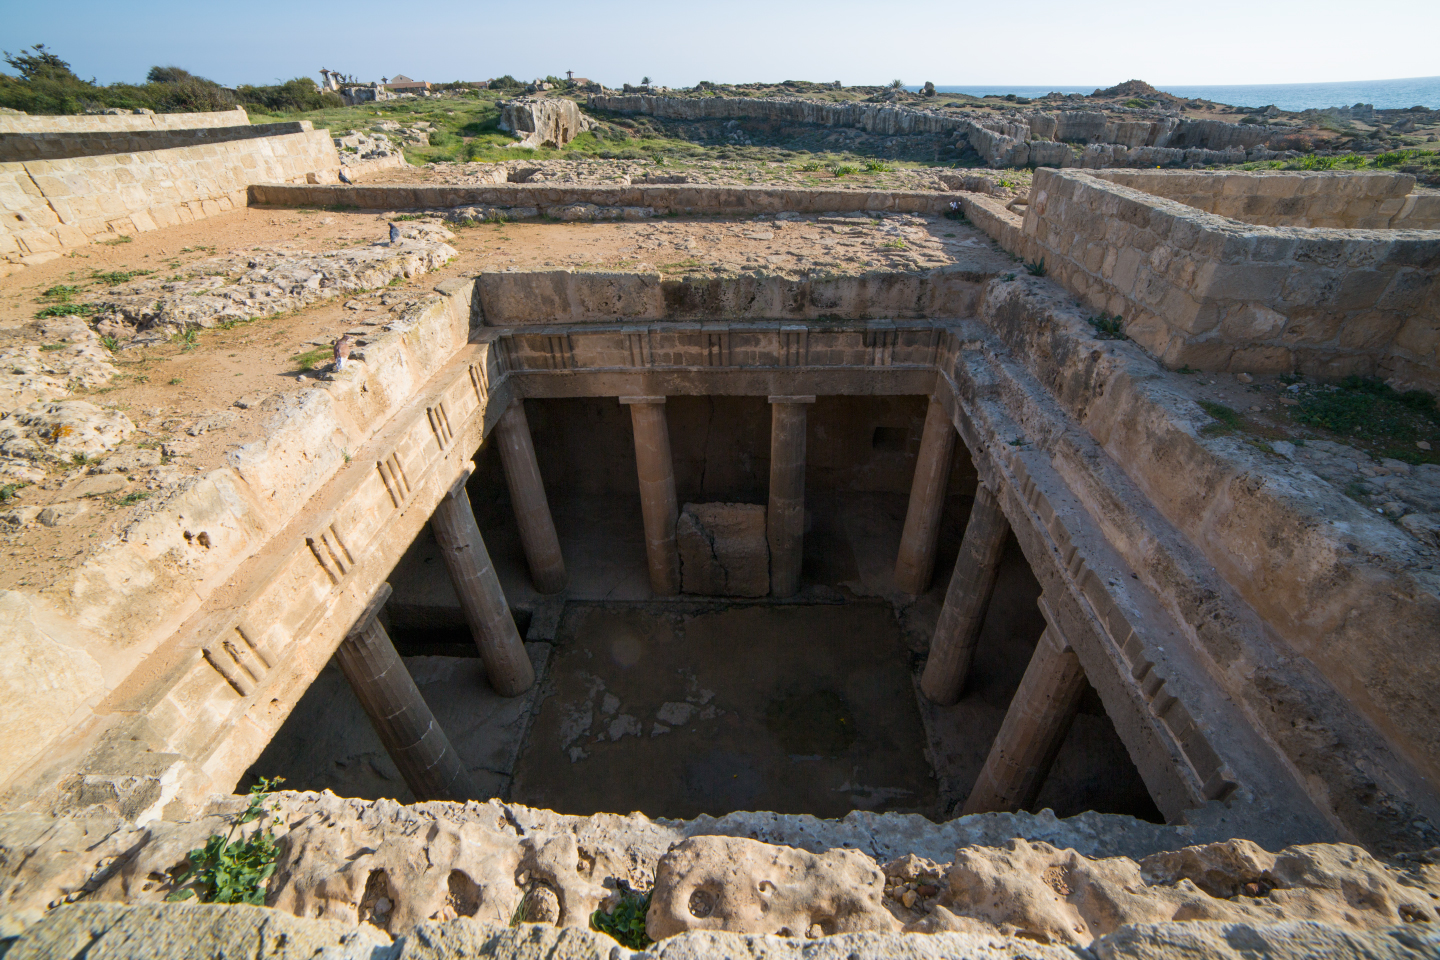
(657, 258), (707, 274)
(1199, 400), (1245, 435)
(92, 269), (151, 285)
(35, 302), (95, 319)
(591, 888), (653, 950)
(99, 235), (133, 246)
(291, 346), (333, 370)
(1289, 376), (1438, 458)
(39, 284), (81, 302)
(1088, 315), (1126, 340)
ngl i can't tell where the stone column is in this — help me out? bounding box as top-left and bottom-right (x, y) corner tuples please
(431, 468), (535, 696)
(920, 483), (1011, 704)
(335, 583), (476, 802)
(767, 395), (814, 598)
(963, 623), (1087, 815)
(622, 396), (680, 597)
(494, 399), (566, 595)
(894, 397), (957, 595)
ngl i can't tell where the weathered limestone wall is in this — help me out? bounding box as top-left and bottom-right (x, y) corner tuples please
(0, 130), (341, 268)
(588, 95), (1289, 169)
(0, 107), (250, 134)
(981, 168), (1440, 389)
(475, 267), (988, 324)
(0, 121), (315, 162)
(0, 283), (481, 810)
(962, 277), (1440, 850)
(1087, 169), (1436, 229)
(248, 182), (963, 217)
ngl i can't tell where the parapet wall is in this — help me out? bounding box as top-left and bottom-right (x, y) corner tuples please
(1, 130), (341, 267)
(247, 182), (962, 216)
(988, 168), (1440, 389)
(0, 121), (315, 162)
(1087, 169), (1440, 229)
(0, 107), (250, 134)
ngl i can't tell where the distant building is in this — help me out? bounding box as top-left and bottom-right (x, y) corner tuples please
(383, 74), (432, 93)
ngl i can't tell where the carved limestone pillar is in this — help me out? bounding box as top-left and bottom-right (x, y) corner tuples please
(767, 395), (814, 598)
(622, 396), (680, 596)
(335, 583), (476, 802)
(494, 399), (566, 595)
(894, 397), (956, 594)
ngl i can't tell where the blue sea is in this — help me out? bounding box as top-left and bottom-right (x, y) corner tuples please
(916, 76), (1440, 111)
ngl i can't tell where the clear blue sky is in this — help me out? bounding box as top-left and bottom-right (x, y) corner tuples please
(3, 0), (1436, 90)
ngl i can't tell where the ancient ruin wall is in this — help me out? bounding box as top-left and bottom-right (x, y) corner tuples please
(0, 120), (318, 162)
(0, 107), (251, 134)
(1012, 168), (1440, 390)
(1087, 169), (1440, 230)
(0, 130), (341, 265)
(589, 95), (1287, 169)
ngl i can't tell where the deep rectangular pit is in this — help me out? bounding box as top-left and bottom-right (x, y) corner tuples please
(247, 395), (1161, 823)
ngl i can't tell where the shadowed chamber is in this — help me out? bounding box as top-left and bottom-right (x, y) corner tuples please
(248, 395), (1161, 823)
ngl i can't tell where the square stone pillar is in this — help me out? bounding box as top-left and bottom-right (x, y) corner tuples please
(430, 466), (535, 696)
(335, 583), (477, 802)
(767, 395), (814, 598)
(894, 396), (957, 595)
(621, 396), (680, 597)
(962, 613), (1087, 815)
(494, 398), (566, 595)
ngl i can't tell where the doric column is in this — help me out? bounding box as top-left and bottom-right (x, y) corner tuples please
(894, 397), (957, 595)
(335, 583), (476, 802)
(494, 399), (566, 595)
(767, 395), (814, 598)
(430, 468), (535, 696)
(621, 396), (680, 597)
(920, 483), (1011, 704)
(963, 622), (1087, 815)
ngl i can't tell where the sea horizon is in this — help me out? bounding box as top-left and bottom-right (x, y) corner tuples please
(912, 76), (1440, 111)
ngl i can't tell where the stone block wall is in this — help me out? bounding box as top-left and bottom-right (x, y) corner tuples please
(0, 121), (314, 162)
(0, 107), (250, 134)
(1087, 169), (1434, 229)
(1018, 169), (1440, 389)
(0, 130), (341, 267)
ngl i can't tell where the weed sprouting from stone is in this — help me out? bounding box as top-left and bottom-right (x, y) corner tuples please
(1024, 258), (1046, 277)
(828, 162), (858, 177)
(166, 776), (284, 905)
(1088, 315), (1126, 340)
(591, 887), (653, 949)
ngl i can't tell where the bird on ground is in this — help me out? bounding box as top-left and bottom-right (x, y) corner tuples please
(334, 334), (355, 372)
(389, 221), (401, 244)
(338, 166), (353, 184)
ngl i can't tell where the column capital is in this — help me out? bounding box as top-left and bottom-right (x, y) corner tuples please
(619, 395), (666, 405)
(768, 395), (816, 404)
(446, 461), (477, 497)
(1035, 594), (1075, 653)
(346, 582), (394, 641)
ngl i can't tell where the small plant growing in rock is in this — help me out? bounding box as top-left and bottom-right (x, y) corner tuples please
(828, 162), (858, 177)
(591, 887), (653, 949)
(1024, 258), (1046, 277)
(1198, 400), (1245, 435)
(166, 776), (284, 906)
(1088, 315), (1126, 340)
(862, 158), (894, 172)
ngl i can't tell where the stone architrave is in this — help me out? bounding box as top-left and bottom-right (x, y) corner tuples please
(494, 399), (566, 595)
(430, 468), (535, 696)
(894, 397), (957, 595)
(963, 623), (1087, 814)
(333, 583), (477, 802)
(767, 396), (814, 598)
(621, 396), (680, 596)
(677, 502), (769, 597)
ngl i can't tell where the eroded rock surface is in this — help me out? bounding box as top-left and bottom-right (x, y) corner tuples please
(677, 502), (768, 597)
(648, 835), (899, 940)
